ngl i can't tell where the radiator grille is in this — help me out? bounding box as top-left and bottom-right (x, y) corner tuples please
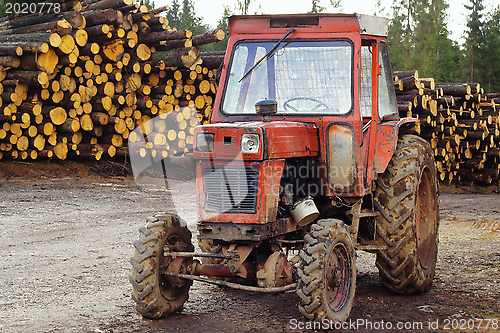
(202, 166), (258, 213)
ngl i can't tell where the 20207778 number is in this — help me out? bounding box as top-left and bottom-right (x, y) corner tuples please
(442, 318), (499, 330)
(5, 2), (61, 14)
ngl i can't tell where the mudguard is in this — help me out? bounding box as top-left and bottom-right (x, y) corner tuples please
(373, 118), (420, 174)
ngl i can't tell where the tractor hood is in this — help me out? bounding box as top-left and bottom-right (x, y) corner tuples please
(193, 121), (319, 160)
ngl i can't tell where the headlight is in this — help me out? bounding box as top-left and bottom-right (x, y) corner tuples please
(195, 133), (214, 152)
(241, 134), (260, 153)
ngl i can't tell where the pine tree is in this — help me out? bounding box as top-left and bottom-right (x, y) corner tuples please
(165, 0), (181, 28)
(330, 0), (342, 10)
(166, 0), (208, 36)
(309, 0), (326, 13)
(410, 0), (453, 79)
(387, 0), (413, 71)
(463, 0), (485, 84)
(373, 0), (386, 16)
(309, 0), (342, 13)
(236, 0), (253, 15)
(206, 5), (232, 51)
(481, 5), (500, 92)
(139, 0), (155, 11)
(388, 0), (461, 81)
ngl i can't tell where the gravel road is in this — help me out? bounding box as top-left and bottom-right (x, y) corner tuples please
(0, 175), (499, 333)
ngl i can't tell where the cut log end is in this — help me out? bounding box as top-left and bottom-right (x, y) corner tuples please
(50, 33), (62, 48)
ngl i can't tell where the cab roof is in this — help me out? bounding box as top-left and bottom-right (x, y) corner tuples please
(228, 13), (389, 37)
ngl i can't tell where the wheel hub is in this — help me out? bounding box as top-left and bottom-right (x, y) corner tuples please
(328, 267), (343, 288)
(166, 257), (191, 287)
(256, 252), (293, 288)
(326, 245), (352, 312)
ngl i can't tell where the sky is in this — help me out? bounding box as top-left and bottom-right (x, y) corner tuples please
(156, 0), (499, 44)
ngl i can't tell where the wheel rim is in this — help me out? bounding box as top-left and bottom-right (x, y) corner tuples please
(415, 167), (437, 270)
(325, 242), (352, 312)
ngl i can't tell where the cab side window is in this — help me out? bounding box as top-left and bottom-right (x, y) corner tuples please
(377, 42), (398, 119)
(360, 45), (372, 118)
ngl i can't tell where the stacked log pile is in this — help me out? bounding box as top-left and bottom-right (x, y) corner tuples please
(0, 0), (225, 161)
(394, 70), (500, 185)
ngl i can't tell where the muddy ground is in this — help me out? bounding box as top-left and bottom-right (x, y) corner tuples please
(0, 161), (499, 333)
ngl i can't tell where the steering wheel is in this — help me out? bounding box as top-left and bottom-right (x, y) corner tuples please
(283, 97), (329, 112)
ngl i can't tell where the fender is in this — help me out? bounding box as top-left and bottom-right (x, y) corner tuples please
(373, 117), (420, 174)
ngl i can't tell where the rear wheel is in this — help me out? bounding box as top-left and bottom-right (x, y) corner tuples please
(297, 219), (356, 322)
(374, 134), (439, 294)
(130, 213), (194, 319)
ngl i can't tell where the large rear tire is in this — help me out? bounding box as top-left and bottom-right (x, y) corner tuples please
(130, 213), (194, 319)
(374, 134), (439, 294)
(297, 219), (356, 322)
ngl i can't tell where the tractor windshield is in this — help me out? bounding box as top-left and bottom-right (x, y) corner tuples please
(222, 40), (353, 115)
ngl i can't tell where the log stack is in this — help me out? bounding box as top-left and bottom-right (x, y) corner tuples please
(0, 0), (225, 161)
(394, 70), (500, 186)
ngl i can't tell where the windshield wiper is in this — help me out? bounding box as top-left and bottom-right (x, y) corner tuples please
(239, 28), (295, 83)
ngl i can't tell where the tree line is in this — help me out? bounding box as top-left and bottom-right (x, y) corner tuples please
(0, 0), (498, 92)
(388, 0), (500, 93)
(165, 0), (499, 92)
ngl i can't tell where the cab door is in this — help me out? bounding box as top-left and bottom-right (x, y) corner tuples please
(373, 41), (401, 180)
(364, 40), (400, 188)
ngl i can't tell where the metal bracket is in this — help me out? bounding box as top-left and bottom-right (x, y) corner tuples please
(164, 252), (239, 260)
(165, 271), (297, 293)
(348, 199), (363, 242)
(348, 198), (380, 243)
(225, 244), (253, 275)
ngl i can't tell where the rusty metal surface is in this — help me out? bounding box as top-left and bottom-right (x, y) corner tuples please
(164, 252), (238, 260)
(327, 124), (357, 193)
(193, 121), (319, 161)
(165, 271), (298, 293)
(198, 217), (298, 242)
(256, 252), (294, 288)
(227, 14), (360, 38)
(196, 159), (285, 225)
(372, 123), (397, 174)
(193, 262), (256, 279)
(356, 14), (389, 37)
(263, 122), (319, 159)
(372, 118), (419, 174)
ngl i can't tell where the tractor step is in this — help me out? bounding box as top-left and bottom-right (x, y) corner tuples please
(358, 209), (380, 218)
(355, 244), (387, 251)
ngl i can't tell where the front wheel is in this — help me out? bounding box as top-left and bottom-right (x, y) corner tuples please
(297, 219), (356, 323)
(374, 134), (439, 294)
(130, 213), (194, 319)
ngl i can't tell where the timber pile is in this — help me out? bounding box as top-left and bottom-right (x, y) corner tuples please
(394, 70), (500, 185)
(0, 0), (225, 161)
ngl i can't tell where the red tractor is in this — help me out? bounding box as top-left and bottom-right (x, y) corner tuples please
(130, 13), (439, 323)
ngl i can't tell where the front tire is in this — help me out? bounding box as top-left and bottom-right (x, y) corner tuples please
(130, 213), (194, 319)
(374, 134), (439, 294)
(297, 219), (356, 322)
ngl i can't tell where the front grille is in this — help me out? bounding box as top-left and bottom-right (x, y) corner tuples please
(202, 166), (258, 213)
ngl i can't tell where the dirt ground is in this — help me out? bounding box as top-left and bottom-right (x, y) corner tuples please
(0, 161), (499, 333)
